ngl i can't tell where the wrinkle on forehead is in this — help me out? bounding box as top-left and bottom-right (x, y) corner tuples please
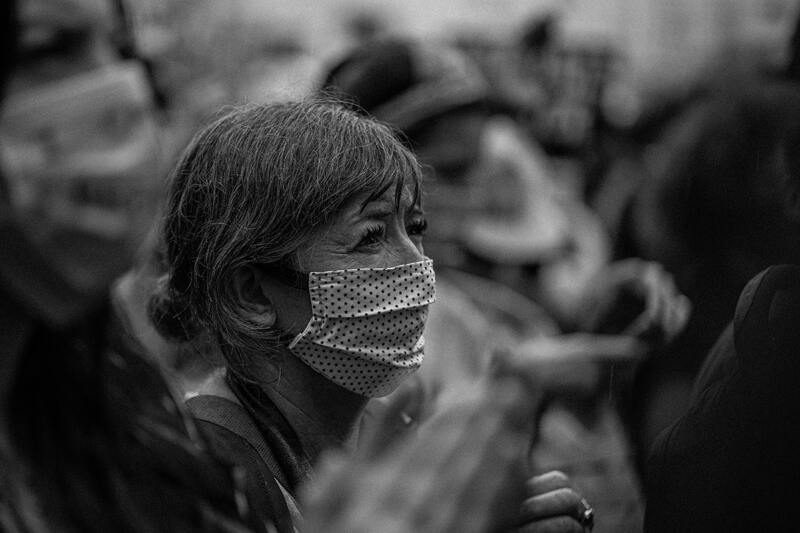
(359, 170), (421, 213)
(355, 181), (419, 217)
(292, 183), (420, 270)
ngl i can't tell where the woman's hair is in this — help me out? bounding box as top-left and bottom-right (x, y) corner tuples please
(149, 99), (422, 368)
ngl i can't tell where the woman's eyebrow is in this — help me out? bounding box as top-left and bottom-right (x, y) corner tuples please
(358, 181), (396, 213)
(358, 202), (394, 219)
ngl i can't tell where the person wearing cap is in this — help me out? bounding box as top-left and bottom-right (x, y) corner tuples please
(321, 37), (691, 532)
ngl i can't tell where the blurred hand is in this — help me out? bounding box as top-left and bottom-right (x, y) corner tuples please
(579, 259), (691, 346)
(512, 333), (647, 395)
(302, 355), (545, 533)
(513, 471), (593, 533)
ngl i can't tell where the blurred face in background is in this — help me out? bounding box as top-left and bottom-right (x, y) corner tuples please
(413, 107), (488, 262)
(0, 0), (164, 291)
(8, 0), (118, 91)
(413, 107), (570, 271)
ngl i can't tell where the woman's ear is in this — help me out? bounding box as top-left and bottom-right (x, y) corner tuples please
(231, 265), (276, 328)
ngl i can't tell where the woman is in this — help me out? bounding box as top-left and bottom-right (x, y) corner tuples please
(150, 100), (594, 532)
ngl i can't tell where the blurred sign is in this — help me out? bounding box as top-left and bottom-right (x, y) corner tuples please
(529, 46), (616, 153)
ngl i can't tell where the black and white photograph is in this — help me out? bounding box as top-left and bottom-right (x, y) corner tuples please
(1, 1), (799, 532)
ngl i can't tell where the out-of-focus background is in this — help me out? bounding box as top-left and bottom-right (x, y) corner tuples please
(131, 0), (798, 114)
(4, 2), (800, 532)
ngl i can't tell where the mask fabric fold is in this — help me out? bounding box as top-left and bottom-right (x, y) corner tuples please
(288, 259), (435, 397)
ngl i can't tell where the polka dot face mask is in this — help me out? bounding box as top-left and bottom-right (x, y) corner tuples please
(280, 259), (435, 397)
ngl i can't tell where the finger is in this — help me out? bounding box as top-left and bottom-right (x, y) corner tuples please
(515, 334), (647, 364)
(518, 488), (585, 524)
(513, 515), (584, 533)
(623, 283), (664, 339)
(525, 471), (572, 495)
(663, 294), (691, 339)
(540, 359), (601, 396)
(654, 269), (683, 328)
(624, 263), (672, 334)
(566, 334), (648, 362)
(511, 335), (645, 395)
(632, 288), (687, 342)
(626, 265), (688, 341)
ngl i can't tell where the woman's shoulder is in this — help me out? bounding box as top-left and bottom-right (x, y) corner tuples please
(185, 381), (298, 533)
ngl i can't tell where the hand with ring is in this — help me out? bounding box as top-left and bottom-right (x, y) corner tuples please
(512, 470), (594, 532)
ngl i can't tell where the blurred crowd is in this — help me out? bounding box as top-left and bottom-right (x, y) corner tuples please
(2, 1), (800, 532)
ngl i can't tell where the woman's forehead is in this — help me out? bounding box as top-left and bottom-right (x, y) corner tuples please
(355, 178), (420, 212)
(296, 182), (419, 261)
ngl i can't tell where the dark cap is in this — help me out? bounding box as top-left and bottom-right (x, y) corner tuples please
(322, 38), (489, 134)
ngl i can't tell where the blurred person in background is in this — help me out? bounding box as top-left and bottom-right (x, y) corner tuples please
(112, 221), (226, 393)
(0, 0), (165, 279)
(611, 72), (800, 458)
(643, 266), (800, 533)
(149, 98), (596, 533)
(583, 8), (800, 463)
(0, 0), (269, 531)
(641, 113), (800, 533)
(0, 0), (191, 377)
(321, 37), (691, 533)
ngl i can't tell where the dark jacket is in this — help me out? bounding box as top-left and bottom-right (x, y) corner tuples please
(644, 265), (800, 532)
(187, 374), (313, 533)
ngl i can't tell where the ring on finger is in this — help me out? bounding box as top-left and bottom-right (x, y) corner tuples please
(579, 498), (594, 531)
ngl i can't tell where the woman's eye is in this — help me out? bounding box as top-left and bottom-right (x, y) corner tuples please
(407, 218), (428, 237)
(358, 225), (386, 248)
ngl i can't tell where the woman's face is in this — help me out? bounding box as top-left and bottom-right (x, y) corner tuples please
(296, 183), (426, 271)
(267, 181), (427, 335)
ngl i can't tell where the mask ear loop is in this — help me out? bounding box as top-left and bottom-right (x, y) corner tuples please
(257, 262), (310, 345)
(257, 262), (309, 290)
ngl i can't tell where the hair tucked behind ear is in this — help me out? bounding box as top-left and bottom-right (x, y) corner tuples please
(148, 274), (199, 343)
(149, 98), (422, 372)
